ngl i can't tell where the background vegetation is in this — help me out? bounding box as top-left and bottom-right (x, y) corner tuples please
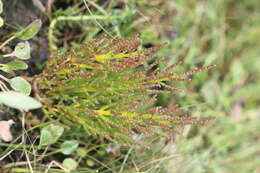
(0, 0), (259, 172)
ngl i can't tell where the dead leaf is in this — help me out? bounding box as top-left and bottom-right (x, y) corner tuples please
(0, 119), (15, 142)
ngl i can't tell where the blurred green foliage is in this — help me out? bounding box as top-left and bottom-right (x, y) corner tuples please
(72, 0), (259, 172)
(134, 0), (259, 172)
(46, 0), (260, 172)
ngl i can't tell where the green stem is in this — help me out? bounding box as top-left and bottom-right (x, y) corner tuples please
(2, 53), (14, 58)
(5, 168), (29, 173)
(48, 15), (120, 51)
(0, 142), (33, 149)
(5, 168), (47, 173)
(84, 0), (108, 15)
(0, 35), (16, 49)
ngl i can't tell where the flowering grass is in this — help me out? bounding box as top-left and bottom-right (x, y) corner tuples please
(36, 35), (215, 145)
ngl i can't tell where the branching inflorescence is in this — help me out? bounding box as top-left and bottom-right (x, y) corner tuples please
(36, 35), (216, 144)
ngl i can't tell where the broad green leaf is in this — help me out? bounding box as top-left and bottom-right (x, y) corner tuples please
(0, 91), (41, 111)
(14, 41), (30, 59)
(61, 140), (79, 155)
(62, 158), (78, 171)
(16, 19), (42, 40)
(39, 130), (52, 146)
(10, 77), (31, 95)
(39, 124), (64, 146)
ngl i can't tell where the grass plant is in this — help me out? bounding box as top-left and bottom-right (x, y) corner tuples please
(36, 34), (215, 145)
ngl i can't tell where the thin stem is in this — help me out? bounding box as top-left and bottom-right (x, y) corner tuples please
(3, 53), (14, 58)
(0, 84), (6, 91)
(20, 111), (34, 173)
(84, 0), (108, 15)
(0, 144), (22, 161)
(0, 74), (10, 82)
(0, 35), (16, 49)
(48, 15), (120, 51)
(83, 0), (113, 37)
(0, 81), (9, 91)
(119, 145), (134, 173)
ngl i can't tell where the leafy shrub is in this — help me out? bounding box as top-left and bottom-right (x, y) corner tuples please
(37, 35), (215, 144)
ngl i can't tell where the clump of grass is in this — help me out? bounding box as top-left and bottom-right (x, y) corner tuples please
(36, 35), (215, 144)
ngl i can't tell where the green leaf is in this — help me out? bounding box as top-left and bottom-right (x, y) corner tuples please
(16, 19), (42, 40)
(0, 17), (4, 27)
(10, 77), (31, 95)
(76, 148), (87, 157)
(0, 0), (3, 14)
(0, 61), (28, 73)
(14, 41), (30, 59)
(0, 91), (41, 111)
(0, 66), (12, 73)
(6, 61), (28, 70)
(230, 59), (246, 86)
(39, 124), (64, 146)
(61, 140), (79, 155)
(201, 80), (221, 106)
(62, 158), (78, 171)
(86, 159), (95, 167)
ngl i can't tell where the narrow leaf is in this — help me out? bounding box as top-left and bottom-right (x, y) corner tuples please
(0, 0), (3, 14)
(16, 19), (42, 40)
(0, 17), (3, 27)
(1, 61), (28, 73)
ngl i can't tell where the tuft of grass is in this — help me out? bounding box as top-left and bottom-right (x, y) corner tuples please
(36, 35), (215, 145)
